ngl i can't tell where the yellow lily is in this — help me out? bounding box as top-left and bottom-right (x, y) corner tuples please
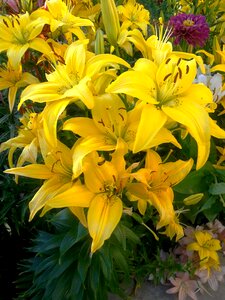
(63, 93), (180, 178)
(117, 0), (150, 36)
(106, 54), (224, 169)
(187, 231), (221, 268)
(4, 138), (88, 221)
(19, 40), (130, 146)
(0, 112), (42, 169)
(126, 150), (193, 240)
(0, 12), (54, 67)
(39, 142), (130, 253)
(0, 61), (39, 112)
(32, 0), (94, 40)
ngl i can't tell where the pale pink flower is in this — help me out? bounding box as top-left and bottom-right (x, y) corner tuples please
(167, 272), (199, 300)
(196, 266), (225, 291)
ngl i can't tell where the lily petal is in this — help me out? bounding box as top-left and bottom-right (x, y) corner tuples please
(4, 164), (53, 179)
(106, 71), (158, 104)
(133, 104), (167, 153)
(162, 100), (210, 170)
(88, 194), (122, 253)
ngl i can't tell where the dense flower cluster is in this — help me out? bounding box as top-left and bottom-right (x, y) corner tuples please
(1, 0), (225, 299)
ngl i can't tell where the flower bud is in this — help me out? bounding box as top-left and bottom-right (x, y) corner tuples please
(94, 29), (105, 54)
(101, 0), (120, 47)
(183, 193), (204, 205)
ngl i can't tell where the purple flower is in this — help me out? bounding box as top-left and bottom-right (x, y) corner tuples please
(169, 13), (210, 47)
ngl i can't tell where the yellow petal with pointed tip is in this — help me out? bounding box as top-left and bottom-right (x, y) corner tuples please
(70, 207), (87, 228)
(46, 184), (94, 208)
(63, 118), (100, 136)
(72, 136), (116, 178)
(133, 104), (167, 153)
(106, 71), (158, 104)
(4, 164), (53, 179)
(162, 100), (210, 170)
(43, 100), (70, 147)
(163, 158), (194, 186)
(88, 194), (122, 253)
(210, 117), (225, 139)
(29, 178), (71, 221)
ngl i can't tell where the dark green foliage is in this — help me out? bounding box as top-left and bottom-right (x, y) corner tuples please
(16, 209), (141, 300)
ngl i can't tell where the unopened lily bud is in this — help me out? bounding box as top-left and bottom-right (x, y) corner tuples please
(20, 0), (33, 12)
(95, 29), (105, 54)
(183, 193), (204, 205)
(101, 0), (120, 47)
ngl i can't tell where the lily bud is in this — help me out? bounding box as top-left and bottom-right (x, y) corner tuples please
(101, 0), (120, 47)
(94, 29), (105, 54)
(183, 193), (204, 205)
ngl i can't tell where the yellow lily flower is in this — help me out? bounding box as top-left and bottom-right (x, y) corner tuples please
(0, 12), (54, 67)
(117, 0), (150, 36)
(38, 142), (130, 253)
(187, 231), (221, 268)
(19, 40), (130, 146)
(106, 54), (221, 169)
(63, 93), (179, 178)
(0, 112), (42, 169)
(4, 138), (90, 221)
(32, 0), (94, 39)
(0, 61), (39, 112)
(126, 150), (193, 240)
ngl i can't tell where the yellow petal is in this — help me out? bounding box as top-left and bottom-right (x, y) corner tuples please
(64, 77), (94, 109)
(64, 40), (88, 79)
(69, 207), (87, 228)
(92, 93), (127, 137)
(148, 189), (175, 229)
(29, 38), (55, 63)
(4, 164), (53, 179)
(210, 117), (225, 139)
(86, 54), (130, 77)
(7, 44), (29, 67)
(29, 178), (71, 221)
(63, 117), (100, 136)
(106, 71), (158, 104)
(72, 136), (116, 178)
(163, 158), (194, 186)
(210, 64), (225, 73)
(43, 100), (70, 147)
(148, 127), (181, 149)
(84, 153), (118, 193)
(133, 104), (167, 153)
(46, 183), (94, 208)
(8, 86), (17, 112)
(19, 82), (63, 109)
(88, 194), (123, 253)
(162, 100), (210, 170)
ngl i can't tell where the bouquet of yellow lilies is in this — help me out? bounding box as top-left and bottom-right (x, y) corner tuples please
(1, 0), (225, 299)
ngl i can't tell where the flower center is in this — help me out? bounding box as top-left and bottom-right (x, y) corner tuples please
(183, 19), (194, 27)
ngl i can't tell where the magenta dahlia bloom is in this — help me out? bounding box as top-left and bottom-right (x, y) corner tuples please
(169, 13), (210, 47)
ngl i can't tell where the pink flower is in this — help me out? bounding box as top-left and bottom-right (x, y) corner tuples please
(167, 272), (199, 300)
(196, 266), (225, 291)
(169, 13), (210, 47)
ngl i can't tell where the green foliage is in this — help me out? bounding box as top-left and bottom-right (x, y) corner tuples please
(16, 209), (141, 300)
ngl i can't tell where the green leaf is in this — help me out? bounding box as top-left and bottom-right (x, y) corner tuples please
(209, 182), (225, 195)
(197, 196), (217, 213)
(60, 229), (78, 256)
(174, 162), (214, 194)
(203, 200), (223, 221)
(77, 240), (91, 282)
